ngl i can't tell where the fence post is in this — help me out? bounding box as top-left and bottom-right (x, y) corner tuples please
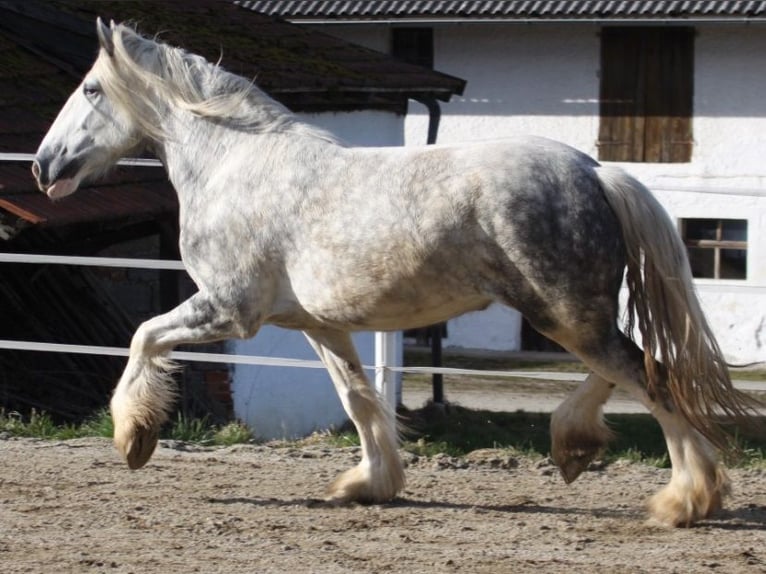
(374, 331), (397, 412)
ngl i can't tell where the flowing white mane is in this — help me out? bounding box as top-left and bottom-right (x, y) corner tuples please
(92, 23), (340, 143)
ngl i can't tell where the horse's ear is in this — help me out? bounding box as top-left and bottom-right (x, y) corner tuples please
(96, 17), (114, 57)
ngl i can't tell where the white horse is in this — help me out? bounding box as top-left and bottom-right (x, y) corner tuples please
(33, 19), (759, 527)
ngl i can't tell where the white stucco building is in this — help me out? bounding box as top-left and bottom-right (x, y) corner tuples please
(246, 0), (766, 364)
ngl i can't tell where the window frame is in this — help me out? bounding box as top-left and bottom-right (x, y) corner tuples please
(679, 218), (748, 280)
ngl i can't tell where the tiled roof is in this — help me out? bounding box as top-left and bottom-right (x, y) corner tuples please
(241, 0), (766, 21)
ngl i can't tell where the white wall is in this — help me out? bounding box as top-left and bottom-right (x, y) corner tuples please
(231, 110), (404, 439)
(300, 109), (405, 146)
(230, 330), (377, 440)
(420, 24), (600, 152)
(317, 22), (766, 362)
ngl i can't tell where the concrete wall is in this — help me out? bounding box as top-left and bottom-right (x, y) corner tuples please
(230, 110), (404, 439)
(317, 22), (766, 363)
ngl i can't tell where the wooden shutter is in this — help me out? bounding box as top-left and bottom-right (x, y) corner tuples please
(644, 28), (694, 162)
(599, 28), (644, 161)
(599, 27), (694, 163)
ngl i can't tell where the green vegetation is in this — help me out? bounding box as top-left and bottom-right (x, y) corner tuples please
(297, 404), (763, 469)
(400, 405), (675, 463)
(0, 408), (252, 447)
(399, 349), (765, 466)
(2, 401), (763, 469)
(212, 420), (256, 446)
(405, 405), (765, 468)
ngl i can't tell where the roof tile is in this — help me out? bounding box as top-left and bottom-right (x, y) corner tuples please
(241, 0), (766, 20)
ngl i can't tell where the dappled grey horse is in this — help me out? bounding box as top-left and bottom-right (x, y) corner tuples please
(33, 19), (759, 527)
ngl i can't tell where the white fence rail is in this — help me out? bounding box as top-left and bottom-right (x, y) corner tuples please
(0, 152), (162, 167)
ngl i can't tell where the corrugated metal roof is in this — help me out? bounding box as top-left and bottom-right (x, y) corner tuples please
(0, 164), (177, 227)
(241, 0), (766, 21)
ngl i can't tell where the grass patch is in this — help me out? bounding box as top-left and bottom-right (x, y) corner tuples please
(166, 413), (216, 443)
(400, 404), (551, 457)
(3, 404), (763, 469)
(213, 421), (254, 446)
(399, 350), (764, 467)
(0, 409), (62, 438)
(0, 408), (255, 447)
(729, 368), (766, 381)
(392, 404), (764, 468)
(78, 408), (115, 438)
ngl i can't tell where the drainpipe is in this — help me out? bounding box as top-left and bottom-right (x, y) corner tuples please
(416, 96), (445, 404)
(417, 96), (441, 146)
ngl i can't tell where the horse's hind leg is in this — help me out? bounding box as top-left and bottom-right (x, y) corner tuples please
(111, 292), (244, 469)
(644, 404), (730, 527)
(571, 332), (729, 527)
(550, 372), (615, 483)
(303, 328), (405, 503)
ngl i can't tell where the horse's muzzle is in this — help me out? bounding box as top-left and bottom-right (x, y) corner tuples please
(30, 157), (47, 191)
(31, 153), (83, 199)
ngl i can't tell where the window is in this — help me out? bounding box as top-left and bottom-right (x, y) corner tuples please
(391, 28), (433, 69)
(599, 27), (694, 163)
(680, 218), (747, 279)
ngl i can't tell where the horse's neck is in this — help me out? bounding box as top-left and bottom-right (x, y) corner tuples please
(156, 112), (339, 208)
(154, 115), (218, 197)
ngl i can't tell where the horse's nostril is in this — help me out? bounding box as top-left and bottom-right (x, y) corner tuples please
(31, 160), (41, 180)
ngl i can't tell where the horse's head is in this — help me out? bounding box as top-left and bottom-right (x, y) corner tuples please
(32, 19), (145, 199)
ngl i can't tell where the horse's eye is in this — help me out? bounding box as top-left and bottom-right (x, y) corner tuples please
(83, 83), (101, 98)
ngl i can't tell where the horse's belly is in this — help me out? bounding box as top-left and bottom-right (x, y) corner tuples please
(355, 296), (492, 331)
(286, 226), (496, 331)
(289, 273), (492, 331)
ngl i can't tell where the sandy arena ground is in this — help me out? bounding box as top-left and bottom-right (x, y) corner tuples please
(1, 434), (764, 574)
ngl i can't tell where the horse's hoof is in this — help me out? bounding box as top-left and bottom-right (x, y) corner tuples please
(325, 463), (402, 504)
(326, 466), (377, 504)
(114, 424), (159, 469)
(647, 471), (730, 527)
(550, 416), (610, 484)
(552, 446), (601, 484)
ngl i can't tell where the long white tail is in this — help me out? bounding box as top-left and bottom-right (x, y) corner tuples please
(595, 166), (761, 450)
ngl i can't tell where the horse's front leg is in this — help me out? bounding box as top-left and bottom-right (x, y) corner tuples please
(303, 328), (405, 503)
(111, 292), (246, 469)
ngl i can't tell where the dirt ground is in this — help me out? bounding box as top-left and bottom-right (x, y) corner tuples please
(1, 436), (764, 574)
